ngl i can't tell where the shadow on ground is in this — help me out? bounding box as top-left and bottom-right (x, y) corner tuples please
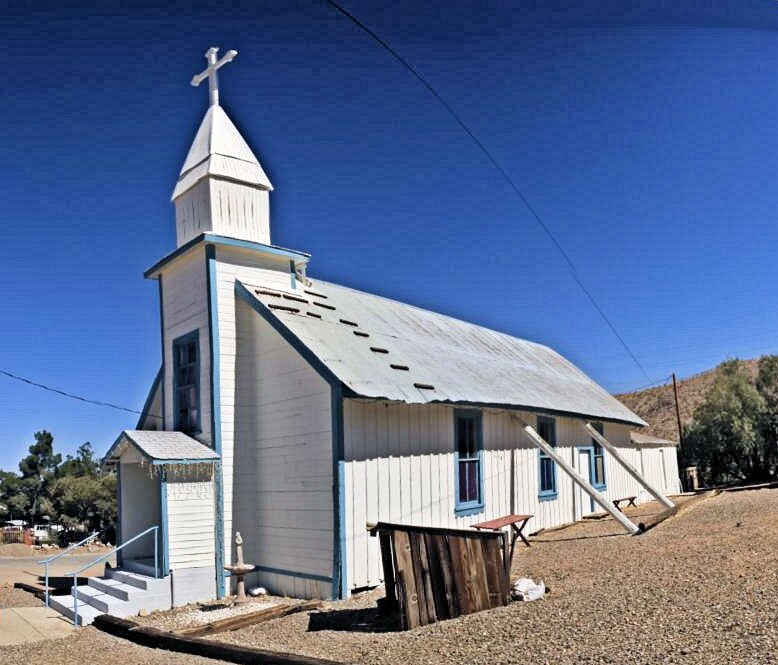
(307, 606), (399, 633)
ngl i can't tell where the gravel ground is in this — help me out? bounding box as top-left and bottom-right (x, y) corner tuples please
(2, 490), (775, 665)
(0, 586), (43, 608)
(210, 490), (778, 665)
(132, 596), (282, 631)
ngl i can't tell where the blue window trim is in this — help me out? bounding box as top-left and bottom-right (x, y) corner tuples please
(172, 329), (201, 435)
(537, 415), (558, 501)
(590, 422), (607, 490)
(454, 409), (484, 516)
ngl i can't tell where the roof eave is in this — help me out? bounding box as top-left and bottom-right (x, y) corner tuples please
(144, 233), (311, 280)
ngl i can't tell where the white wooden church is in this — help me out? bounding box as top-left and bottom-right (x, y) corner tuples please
(55, 49), (681, 623)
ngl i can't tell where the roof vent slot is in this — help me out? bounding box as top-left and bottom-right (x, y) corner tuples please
(370, 347), (389, 354)
(313, 301), (336, 311)
(283, 294), (309, 304)
(256, 289), (281, 298)
(390, 364), (409, 371)
(339, 319), (358, 327)
(353, 331), (369, 338)
(268, 304), (300, 314)
(306, 311), (322, 319)
(304, 289), (328, 299)
(414, 383), (435, 390)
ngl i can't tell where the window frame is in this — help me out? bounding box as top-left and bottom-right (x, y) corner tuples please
(590, 422), (607, 490)
(172, 329), (201, 436)
(537, 415), (558, 501)
(453, 409), (484, 517)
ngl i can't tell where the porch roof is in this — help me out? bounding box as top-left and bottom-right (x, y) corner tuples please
(104, 430), (220, 464)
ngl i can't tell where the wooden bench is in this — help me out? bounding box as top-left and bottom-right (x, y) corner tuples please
(613, 496), (637, 512)
(472, 514), (533, 569)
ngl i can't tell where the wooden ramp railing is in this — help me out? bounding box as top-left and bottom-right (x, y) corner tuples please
(369, 522), (510, 630)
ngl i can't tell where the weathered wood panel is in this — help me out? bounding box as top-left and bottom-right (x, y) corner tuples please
(373, 522), (508, 629)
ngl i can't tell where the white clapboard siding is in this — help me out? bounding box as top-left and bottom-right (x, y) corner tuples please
(231, 295), (334, 597)
(166, 472), (215, 570)
(342, 400), (663, 591)
(160, 249), (211, 444)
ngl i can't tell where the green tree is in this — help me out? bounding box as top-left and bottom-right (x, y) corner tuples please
(52, 441), (116, 533)
(17, 431), (61, 524)
(756, 355), (778, 480)
(0, 470), (28, 521)
(684, 360), (766, 486)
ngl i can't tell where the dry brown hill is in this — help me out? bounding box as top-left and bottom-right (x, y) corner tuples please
(614, 359), (759, 440)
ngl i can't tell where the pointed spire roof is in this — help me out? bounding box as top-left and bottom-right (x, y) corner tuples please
(171, 104), (273, 200)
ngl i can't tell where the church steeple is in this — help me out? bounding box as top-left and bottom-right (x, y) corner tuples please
(171, 48), (273, 248)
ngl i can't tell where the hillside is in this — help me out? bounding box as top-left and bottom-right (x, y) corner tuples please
(614, 359), (759, 441)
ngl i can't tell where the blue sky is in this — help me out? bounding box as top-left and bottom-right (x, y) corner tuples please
(2, 0), (778, 470)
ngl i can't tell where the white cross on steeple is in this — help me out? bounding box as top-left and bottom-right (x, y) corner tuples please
(190, 47), (237, 107)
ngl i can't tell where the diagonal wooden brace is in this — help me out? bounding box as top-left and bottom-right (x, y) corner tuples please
(522, 423), (640, 535)
(585, 423), (675, 511)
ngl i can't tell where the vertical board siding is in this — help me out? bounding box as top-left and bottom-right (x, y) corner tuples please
(212, 247), (302, 570)
(231, 296), (334, 598)
(343, 401), (666, 591)
(120, 462), (160, 560)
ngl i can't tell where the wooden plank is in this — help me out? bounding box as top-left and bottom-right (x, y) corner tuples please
(482, 536), (508, 607)
(370, 521), (505, 539)
(392, 530), (420, 629)
(433, 534), (458, 619)
(413, 531), (437, 625)
(466, 535), (491, 612)
(446, 534), (474, 615)
(176, 601), (322, 637)
(378, 533), (398, 612)
(424, 533), (449, 621)
(93, 614), (340, 665)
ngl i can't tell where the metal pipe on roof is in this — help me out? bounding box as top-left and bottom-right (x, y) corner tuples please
(585, 423), (675, 511)
(521, 422), (640, 535)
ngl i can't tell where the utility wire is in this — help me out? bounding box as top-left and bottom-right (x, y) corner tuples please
(0, 368), (159, 419)
(325, 0), (651, 382)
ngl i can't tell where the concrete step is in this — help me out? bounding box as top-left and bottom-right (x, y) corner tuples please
(49, 594), (103, 626)
(87, 577), (138, 601)
(72, 585), (128, 614)
(106, 569), (157, 590)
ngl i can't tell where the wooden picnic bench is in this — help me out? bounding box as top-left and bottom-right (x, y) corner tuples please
(613, 496), (637, 512)
(472, 514), (533, 569)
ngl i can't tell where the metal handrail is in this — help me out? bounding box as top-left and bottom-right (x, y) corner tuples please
(64, 525), (158, 626)
(37, 528), (108, 607)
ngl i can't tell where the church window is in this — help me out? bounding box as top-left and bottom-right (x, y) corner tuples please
(591, 422), (606, 488)
(455, 409), (483, 515)
(537, 415), (557, 499)
(173, 330), (200, 435)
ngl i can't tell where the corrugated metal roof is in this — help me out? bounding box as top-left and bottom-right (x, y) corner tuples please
(105, 430), (220, 463)
(630, 431), (677, 446)
(171, 105), (273, 200)
(240, 279), (647, 427)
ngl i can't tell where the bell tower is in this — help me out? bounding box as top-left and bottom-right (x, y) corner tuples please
(171, 47), (273, 247)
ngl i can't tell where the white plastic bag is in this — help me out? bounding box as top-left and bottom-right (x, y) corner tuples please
(511, 577), (546, 601)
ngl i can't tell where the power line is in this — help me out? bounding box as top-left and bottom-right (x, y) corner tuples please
(324, 0), (651, 382)
(0, 368), (159, 419)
